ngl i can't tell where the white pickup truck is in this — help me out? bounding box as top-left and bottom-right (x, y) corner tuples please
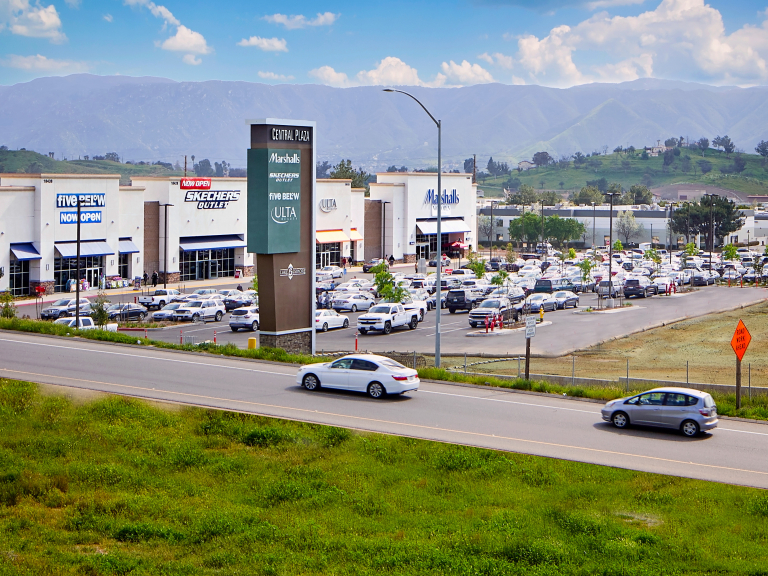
(357, 303), (418, 335)
(138, 289), (180, 309)
(54, 317), (118, 331)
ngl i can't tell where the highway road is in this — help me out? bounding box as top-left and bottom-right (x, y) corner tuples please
(2, 331), (768, 489)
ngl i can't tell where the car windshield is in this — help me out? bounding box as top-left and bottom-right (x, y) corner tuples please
(52, 299), (71, 306)
(529, 295), (544, 300)
(162, 304), (181, 310)
(553, 292), (567, 298)
(369, 305), (391, 314)
(186, 301), (203, 308)
(479, 300), (501, 308)
(193, 290), (208, 295)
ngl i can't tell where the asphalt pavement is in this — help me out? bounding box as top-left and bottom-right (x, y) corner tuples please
(1, 331), (768, 489)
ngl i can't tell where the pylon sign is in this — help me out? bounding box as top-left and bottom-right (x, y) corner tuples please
(731, 319), (751, 362)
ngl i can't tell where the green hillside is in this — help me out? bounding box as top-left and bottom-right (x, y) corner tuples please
(478, 149), (768, 199)
(0, 149), (183, 185)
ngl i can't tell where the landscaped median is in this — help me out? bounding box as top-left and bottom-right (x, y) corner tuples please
(2, 317), (767, 421)
(1, 377), (768, 575)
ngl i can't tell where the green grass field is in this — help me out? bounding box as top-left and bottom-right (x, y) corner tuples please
(478, 150), (768, 199)
(2, 378), (768, 575)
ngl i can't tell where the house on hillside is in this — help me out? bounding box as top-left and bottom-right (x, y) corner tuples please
(517, 160), (535, 171)
(644, 145), (665, 157)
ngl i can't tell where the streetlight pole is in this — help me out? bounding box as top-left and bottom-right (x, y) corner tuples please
(490, 200), (498, 259)
(75, 198), (82, 328)
(540, 202), (546, 265)
(384, 88), (443, 367)
(605, 192), (620, 304)
(704, 193), (718, 271)
(591, 201), (596, 250)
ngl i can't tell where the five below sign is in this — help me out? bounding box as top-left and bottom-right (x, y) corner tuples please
(180, 178), (211, 190)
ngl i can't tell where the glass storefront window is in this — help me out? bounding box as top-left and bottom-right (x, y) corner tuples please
(180, 248), (235, 281)
(315, 242), (341, 268)
(118, 253), (129, 280)
(54, 256), (104, 292)
(9, 259), (30, 297)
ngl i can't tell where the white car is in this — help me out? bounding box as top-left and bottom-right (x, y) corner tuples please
(320, 265), (344, 279)
(172, 288), (217, 303)
(315, 309), (349, 331)
(229, 306), (259, 331)
(400, 296), (428, 322)
(41, 297), (91, 320)
(152, 302), (183, 321)
(54, 317), (117, 331)
(332, 292), (375, 312)
(357, 303), (419, 335)
(296, 354), (419, 399)
(217, 289), (243, 299)
(653, 277), (674, 292)
(174, 299), (225, 322)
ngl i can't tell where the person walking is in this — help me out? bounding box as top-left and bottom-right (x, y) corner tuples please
(389, 254), (395, 267)
(151, 270), (158, 287)
(143, 272), (149, 287)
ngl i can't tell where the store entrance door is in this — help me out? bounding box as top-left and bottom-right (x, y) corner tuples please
(85, 266), (101, 289)
(416, 244), (429, 261)
(320, 251), (331, 268)
(209, 260), (219, 279)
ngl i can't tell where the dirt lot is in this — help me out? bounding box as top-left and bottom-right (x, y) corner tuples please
(443, 301), (768, 388)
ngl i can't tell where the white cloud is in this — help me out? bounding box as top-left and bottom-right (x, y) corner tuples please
(356, 56), (424, 86)
(124, 0), (178, 26)
(161, 25), (211, 54)
(2, 53), (88, 71)
(258, 71), (294, 81)
(309, 65), (351, 87)
(511, 0), (768, 86)
(0, 0), (66, 43)
(264, 12), (339, 30)
(103, 14), (113, 22)
(182, 54), (201, 65)
(478, 52), (514, 69)
(439, 60), (495, 85)
(585, 0), (645, 9)
(237, 36), (288, 52)
(65, 0), (81, 7)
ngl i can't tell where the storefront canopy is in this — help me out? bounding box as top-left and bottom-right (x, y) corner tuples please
(55, 241), (115, 258)
(10, 243), (41, 261)
(118, 239), (140, 254)
(316, 230), (350, 244)
(178, 235), (247, 252)
(416, 218), (471, 235)
(349, 229), (364, 242)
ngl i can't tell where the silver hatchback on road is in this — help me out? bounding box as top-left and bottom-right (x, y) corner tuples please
(602, 387), (718, 437)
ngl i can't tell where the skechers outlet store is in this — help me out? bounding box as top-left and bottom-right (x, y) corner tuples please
(132, 177), (252, 283)
(314, 179), (366, 268)
(368, 172), (477, 263)
(0, 174), (145, 295)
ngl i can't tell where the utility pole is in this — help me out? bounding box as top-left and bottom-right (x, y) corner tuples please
(184, 155), (187, 177)
(605, 192), (620, 305)
(591, 201), (596, 249)
(75, 198), (82, 328)
(472, 154), (476, 184)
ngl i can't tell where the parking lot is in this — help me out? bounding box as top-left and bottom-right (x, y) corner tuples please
(138, 282), (767, 357)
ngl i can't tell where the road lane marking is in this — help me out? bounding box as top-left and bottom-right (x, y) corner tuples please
(0, 337), (294, 377)
(3, 367), (768, 481)
(421, 389), (598, 414)
(719, 428), (768, 437)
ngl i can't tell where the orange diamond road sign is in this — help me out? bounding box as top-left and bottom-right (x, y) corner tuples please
(731, 320), (751, 362)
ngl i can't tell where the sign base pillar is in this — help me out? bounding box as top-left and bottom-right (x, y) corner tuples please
(260, 331), (312, 355)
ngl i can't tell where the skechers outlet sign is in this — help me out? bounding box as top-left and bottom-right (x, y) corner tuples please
(184, 190), (241, 209)
(248, 147), (302, 253)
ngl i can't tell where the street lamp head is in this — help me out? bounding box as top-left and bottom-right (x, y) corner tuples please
(383, 88), (394, 92)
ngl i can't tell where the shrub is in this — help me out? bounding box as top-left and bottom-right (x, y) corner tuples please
(243, 427), (291, 448)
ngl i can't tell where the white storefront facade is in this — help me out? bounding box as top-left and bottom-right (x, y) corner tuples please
(315, 179), (365, 267)
(369, 172), (477, 262)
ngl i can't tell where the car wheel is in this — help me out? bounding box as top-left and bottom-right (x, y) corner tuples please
(251, 320), (259, 331)
(192, 313), (200, 322)
(383, 321), (392, 334)
(367, 381), (386, 399)
(575, 300), (579, 308)
(681, 420), (700, 437)
(612, 411), (629, 429)
(322, 323), (328, 332)
(469, 322), (476, 328)
(409, 317), (418, 329)
(231, 326), (238, 332)
(351, 304), (357, 313)
(441, 301), (446, 309)
(448, 308), (456, 314)
(419, 310), (424, 322)
(215, 311), (223, 322)
(427, 302), (432, 311)
(138, 312), (146, 320)
(158, 300), (165, 308)
(343, 318), (349, 328)
(359, 328), (368, 335)
(303, 374), (320, 391)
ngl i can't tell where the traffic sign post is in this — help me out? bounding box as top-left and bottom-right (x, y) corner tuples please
(524, 317), (536, 380)
(730, 319), (752, 409)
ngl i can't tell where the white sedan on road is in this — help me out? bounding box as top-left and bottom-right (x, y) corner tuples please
(315, 309), (349, 331)
(320, 265), (344, 279)
(297, 354), (420, 399)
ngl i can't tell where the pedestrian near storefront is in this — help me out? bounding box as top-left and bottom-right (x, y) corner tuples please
(143, 272), (149, 287)
(151, 271), (158, 287)
(389, 255), (395, 267)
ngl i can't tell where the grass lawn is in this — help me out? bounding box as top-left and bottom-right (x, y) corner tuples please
(2, 379), (768, 575)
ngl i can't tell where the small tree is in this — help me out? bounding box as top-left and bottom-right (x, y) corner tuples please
(251, 274), (259, 293)
(615, 211), (644, 245)
(371, 263), (408, 304)
(466, 251), (488, 279)
(0, 291), (17, 319)
(682, 242), (698, 268)
(577, 258), (596, 285)
(90, 290), (110, 327)
(505, 243), (515, 264)
(644, 248), (661, 272)
(477, 215), (494, 246)
(568, 247), (577, 260)
(613, 240), (623, 252)
(722, 244), (738, 262)
(491, 270), (508, 287)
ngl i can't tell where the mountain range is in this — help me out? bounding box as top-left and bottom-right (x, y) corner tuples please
(0, 75), (766, 171)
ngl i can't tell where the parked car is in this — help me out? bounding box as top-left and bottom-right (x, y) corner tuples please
(533, 278), (575, 294)
(523, 293), (556, 313)
(623, 277), (657, 298)
(41, 298), (90, 320)
(152, 302), (183, 321)
(427, 292), (447, 310)
(362, 258), (387, 273)
(172, 288), (217, 303)
(229, 306), (260, 331)
(550, 290), (579, 309)
(601, 387), (718, 437)
(54, 317), (118, 331)
(138, 289), (180, 309)
(222, 293), (255, 311)
(652, 277), (674, 293)
(174, 299), (225, 322)
(297, 354), (420, 399)
(106, 303), (148, 321)
(428, 255), (452, 268)
(446, 289), (483, 313)
(692, 270), (716, 286)
(315, 309), (348, 331)
(597, 279), (623, 298)
(333, 292), (375, 313)
(357, 303), (418, 335)
(320, 265), (344, 279)
(468, 298), (519, 328)
(399, 296), (428, 322)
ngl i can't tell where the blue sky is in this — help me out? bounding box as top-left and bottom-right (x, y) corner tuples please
(2, 0), (768, 87)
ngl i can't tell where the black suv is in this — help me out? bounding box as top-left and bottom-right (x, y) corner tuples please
(533, 278), (575, 294)
(623, 277), (658, 298)
(446, 289), (482, 313)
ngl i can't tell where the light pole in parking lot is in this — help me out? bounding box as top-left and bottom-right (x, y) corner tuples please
(591, 202), (596, 250)
(604, 191), (620, 303)
(384, 88), (443, 367)
(704, 193), (718, 270)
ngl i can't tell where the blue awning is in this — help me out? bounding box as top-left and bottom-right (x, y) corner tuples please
(118, 239), (140, 254)
(10, 243), (41, 261)
(178, 235), (246, 252)
(55, 241), (115, 258)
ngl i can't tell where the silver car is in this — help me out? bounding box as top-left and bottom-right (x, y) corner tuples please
(601, 387), (718, 437)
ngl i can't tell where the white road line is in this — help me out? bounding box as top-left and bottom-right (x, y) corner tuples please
(425, 327), (468, 337)
(719, 428), (768, 437)
(421, 389), (598, 414)
(0, 336), (295, 377)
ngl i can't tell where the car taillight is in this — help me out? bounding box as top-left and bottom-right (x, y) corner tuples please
(699, 409), (710, 416)
(392, 376), (408, 381)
